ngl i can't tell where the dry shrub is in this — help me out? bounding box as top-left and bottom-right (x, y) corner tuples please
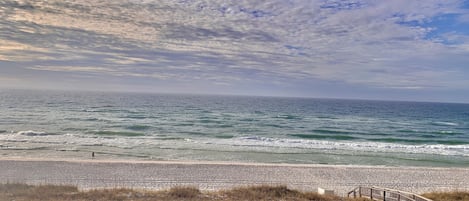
(0, 183), (79, 201)
(221, 185), (342, 201)
(167, 186), (201, 199)
(422, 191), (469, 201)
(80, 188), (138, 201)
(225, 185), (296, 199)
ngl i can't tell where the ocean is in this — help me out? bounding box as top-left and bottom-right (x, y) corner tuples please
(1, 89), (469, 167)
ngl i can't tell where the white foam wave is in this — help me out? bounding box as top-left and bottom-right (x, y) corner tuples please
(17, 130), (48, 136)
(438, 131), (457, 134)
(433, 121), (459, 126)
(2, 131), (469, 158)
(0, 132), (154, 149)
(203, 136), (469, 157)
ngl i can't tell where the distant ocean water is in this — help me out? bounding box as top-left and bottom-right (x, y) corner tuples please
(1, 89), (469, 167)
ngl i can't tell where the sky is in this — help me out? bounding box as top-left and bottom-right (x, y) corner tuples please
(1, 0), (469, 103)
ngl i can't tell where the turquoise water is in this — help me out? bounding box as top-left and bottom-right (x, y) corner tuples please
(1, 89), (469, 167)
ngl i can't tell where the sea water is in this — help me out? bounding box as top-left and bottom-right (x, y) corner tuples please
(1, 89), (469, 167)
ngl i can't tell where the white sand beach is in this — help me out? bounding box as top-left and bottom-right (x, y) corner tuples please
(1, 158), (469, 195)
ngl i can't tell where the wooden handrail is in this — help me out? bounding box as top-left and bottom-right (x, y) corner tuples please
(348, 186), (433, 201)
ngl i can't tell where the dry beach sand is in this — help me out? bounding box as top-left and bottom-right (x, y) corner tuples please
(1, 158), (469, 195)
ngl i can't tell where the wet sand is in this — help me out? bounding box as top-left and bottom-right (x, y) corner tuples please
(1, 158), (468, 195)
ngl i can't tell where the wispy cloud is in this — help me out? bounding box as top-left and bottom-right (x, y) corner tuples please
(0, 76), (20, 82)
(459, 13), (469, 23)
(28, 66), (114, 73)
(1, 0), (469, 100)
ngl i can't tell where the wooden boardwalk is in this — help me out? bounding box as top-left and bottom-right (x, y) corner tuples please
(348, 186), (433, 201)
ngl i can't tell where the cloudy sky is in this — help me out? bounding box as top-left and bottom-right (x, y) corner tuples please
(1, 0), (469, 102)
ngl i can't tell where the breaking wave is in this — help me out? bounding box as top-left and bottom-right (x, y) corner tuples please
(204, 136), (469, 157)
(17, 130), (51, 136)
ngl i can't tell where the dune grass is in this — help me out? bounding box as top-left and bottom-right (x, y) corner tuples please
(0, 183), (376, 201)
(422, 191), (469, 201)
(7, 183), (469, 201)
(21, 183), (469, 201)
(220, 185), (343, 201)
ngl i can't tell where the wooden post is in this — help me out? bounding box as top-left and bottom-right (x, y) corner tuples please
(397, 193), (400, 201)
(359, 186), (362, 197)
(370, 188), (373, 199)
(383, 191), (386, 201)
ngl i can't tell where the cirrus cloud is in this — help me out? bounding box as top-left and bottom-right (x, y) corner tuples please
(1, 0), (469, 102)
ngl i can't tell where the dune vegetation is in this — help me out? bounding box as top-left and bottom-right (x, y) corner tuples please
(0, 183), (372, 201)
(422, 191), (469, 201)
(3, 183), (468, 201)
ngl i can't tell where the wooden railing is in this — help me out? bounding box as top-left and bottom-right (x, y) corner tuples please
(347, 186), (433, 201)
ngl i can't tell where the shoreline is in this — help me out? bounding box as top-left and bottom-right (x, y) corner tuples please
(1, 157), (469, 195)
(3, 156), (469, 170)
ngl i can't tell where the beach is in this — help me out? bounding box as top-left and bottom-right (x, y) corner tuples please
(1, 158), (468, 195)
(1, 92), (469, 197)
